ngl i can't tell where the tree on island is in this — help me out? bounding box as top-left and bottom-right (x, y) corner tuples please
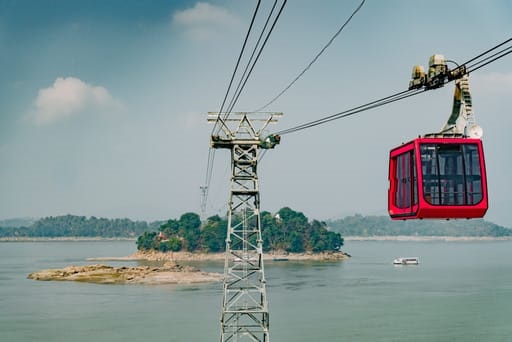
(135, 207), (344, 254)
(261, 208), (342, 252)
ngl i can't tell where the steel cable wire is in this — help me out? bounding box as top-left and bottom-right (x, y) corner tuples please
(462, 37), (512, 66)
(223, 0), (288, 118)
(205, 1), (287, 216)
(254, 0), (366, 113)
(223, 0), (281, 121)
(467, 46), (512, 74)
(273, 37), (512, 137)
(212, 0), (262, 136)
(274, 88), (420, 136)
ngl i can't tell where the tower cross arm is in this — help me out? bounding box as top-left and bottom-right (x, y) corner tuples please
(208, 112), (283, 149)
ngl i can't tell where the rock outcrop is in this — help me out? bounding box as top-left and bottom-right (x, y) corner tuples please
(28, 262), (223, 285)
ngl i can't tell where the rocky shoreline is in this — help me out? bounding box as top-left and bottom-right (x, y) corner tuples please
(27, 263), (223, 285)
(88, 250), (349, 262)
(29, 251), (348, 285)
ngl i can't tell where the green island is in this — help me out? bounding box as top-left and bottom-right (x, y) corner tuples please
(135, 207), (343, 255)
(13, 207), (512, 285)
(22, 207), (347, 285)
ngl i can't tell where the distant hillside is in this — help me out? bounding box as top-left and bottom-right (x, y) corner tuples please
(2, 213), (511, 239)
(0, 215), (163, 238)
(0, 218), (37, 228)
(327, 214), (512, 237)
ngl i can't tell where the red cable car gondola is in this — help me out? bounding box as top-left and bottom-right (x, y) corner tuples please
(388, 55), (488, 220)
(388, 137), (488, 219)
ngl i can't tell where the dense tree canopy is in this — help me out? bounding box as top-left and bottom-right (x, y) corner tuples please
(141, 212), (202, 252)
(135, 207), (344, 253)
(200, 215), (227, 252)
(260, 208), (342, 252)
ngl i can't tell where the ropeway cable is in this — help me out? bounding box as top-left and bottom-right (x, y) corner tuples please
(274, 88), (423, 136)
(221, 0), (288, 123)
(467, 45), (512, 74)
(211, 0), (262, 136)
(462, 37), (512, 67)
(272, 37), (512, 137)
(222, 0), (282, 121)
(204, 1), (288, 216)
(204, 1), (262, 217)
(254, 0), (366, 113)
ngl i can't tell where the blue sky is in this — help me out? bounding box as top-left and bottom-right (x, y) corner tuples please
(1, 0), (511, 227)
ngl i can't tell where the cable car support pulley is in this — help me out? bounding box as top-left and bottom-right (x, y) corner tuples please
(388, 54), (488, 220)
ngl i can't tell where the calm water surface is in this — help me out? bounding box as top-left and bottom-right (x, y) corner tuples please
(1, 240), (512, 341)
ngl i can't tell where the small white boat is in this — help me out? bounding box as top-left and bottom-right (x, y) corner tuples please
(393, 257), (419, 265)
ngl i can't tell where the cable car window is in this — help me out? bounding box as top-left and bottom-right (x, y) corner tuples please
(463, 144), (483, 204)
(394, 151), (417, 209)
(420, 143), (483, 206)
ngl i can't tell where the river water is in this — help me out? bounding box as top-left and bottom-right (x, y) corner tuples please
(1, 240), (511, 341)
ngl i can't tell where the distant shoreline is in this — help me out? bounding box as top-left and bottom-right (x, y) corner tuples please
(0, 237), (136, 242)
(344, 236), (512, 241)
(2, 236), (511, 242)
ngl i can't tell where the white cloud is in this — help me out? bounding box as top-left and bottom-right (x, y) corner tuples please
(172, 2), (241, 41)
(471, 72), (512, 94)
(33, 77), (118, 124)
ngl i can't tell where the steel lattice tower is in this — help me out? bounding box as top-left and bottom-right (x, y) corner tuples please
(208, 112), (282, 342)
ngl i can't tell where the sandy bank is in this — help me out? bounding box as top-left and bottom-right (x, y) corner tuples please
(27, 263), (223, 285)
(101, 250), (350, 262)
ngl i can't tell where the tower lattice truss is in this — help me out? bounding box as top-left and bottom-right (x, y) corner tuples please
(209, 112), (281, 342)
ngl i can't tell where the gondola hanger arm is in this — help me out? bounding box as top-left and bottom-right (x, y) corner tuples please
(408, 54), (482, 139)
